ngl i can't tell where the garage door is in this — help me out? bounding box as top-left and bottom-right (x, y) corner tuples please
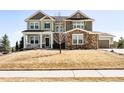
(98, 40), (109, 48)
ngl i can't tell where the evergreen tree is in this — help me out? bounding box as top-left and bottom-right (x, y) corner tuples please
(11, 47), (14, 52)
(2, 34), (10, 54)
(118, 37), (124, 48)
(19, 37), (24, 50)
(15, 41), (19, 51)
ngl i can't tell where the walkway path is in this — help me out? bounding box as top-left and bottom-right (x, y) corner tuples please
(0, 70), (124, 77)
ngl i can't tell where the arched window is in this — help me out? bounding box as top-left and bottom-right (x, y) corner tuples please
(56, 25), (63, 32)
(60, 26), (63, 32)
(56, 26), (59, 32)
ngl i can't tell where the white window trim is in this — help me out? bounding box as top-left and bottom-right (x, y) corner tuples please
(29, 35), (40, 44)
(72, 34), (84, 45)
(72, 21), (84, 29)
(55, 25), (63, 32)
(44, 22), (51, 30)
(30, 22), (39, 30)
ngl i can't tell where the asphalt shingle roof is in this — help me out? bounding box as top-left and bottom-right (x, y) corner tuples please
(30, 12), (45, 20)
(22, 30), (50, 32)
(94, 31), (115, 37)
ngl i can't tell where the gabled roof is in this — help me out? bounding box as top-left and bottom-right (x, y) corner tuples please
(64, 28), (99, 34)
(25, 10), (54, 21)
(22, 30), (47, 32)
(52, 16), (67, 21)
(40, 15), (55, 21)
(94, 31), (115, 37)
(67, 10), (94, 21)
(25, 10), (94, 21)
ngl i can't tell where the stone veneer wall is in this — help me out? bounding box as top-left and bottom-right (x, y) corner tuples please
(64, 30), (98, 49)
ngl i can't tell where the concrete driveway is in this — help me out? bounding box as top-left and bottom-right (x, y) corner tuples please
(0, 70), (124, 77)
(102, 49), (124, 54)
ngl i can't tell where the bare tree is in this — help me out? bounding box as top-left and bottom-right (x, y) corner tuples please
(54, 11), (65, 54)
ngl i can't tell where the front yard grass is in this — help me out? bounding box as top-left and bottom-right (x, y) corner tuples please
(0, 49), (123, 70)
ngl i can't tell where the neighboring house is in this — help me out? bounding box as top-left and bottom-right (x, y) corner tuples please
(22, 10), (115, 49)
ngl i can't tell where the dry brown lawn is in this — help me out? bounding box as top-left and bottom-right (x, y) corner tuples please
(0, 49), (124, 70)
(0, 77), (124, 82)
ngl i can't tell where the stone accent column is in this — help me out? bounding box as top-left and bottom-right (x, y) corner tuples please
(40, 34), (42, 48)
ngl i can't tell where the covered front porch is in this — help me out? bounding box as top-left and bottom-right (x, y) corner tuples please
(23, 32), (53, 49)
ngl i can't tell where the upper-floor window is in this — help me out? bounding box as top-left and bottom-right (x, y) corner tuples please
(73, 21), (84, 29)
(44, 22), (50, 29)
(72, 34), (84, 45)
(56, 26), (59, 32)
(30, 22), (39, 30)
(56, 25), (63, 32)
(60, 26), (63, 32)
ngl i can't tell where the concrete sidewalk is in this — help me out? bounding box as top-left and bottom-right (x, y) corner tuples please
(0, 70), (124, 77)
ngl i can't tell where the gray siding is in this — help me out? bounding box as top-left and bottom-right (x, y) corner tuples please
(84, 21), (92, 31)
(66, 21), (73, 31)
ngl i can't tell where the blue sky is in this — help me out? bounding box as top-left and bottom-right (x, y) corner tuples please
(0, 10), (124, 47)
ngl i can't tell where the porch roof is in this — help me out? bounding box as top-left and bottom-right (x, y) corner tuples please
(94, 31), (115, 37)
(22, 30), (49, 32)
(64, 28), (99, 34)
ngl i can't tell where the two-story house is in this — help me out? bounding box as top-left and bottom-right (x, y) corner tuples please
(22, 10), (115, 49)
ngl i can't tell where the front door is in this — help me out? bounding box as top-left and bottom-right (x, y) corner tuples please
(45, 38), (49, 47)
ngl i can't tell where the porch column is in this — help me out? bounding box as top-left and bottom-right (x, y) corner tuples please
(51, 33), (53, 48)
(23, 34), (26, 49)
(40, 34), (42, 48)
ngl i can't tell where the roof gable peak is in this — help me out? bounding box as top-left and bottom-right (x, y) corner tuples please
(25, 10), (54, 21)
(68, 10), (92, 20)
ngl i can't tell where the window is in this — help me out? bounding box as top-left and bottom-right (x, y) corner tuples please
(44, 22), (50, 29)
(73, 21), (84, 29)
(56, 26), (59, 32)
(56, 25), (63, 32)
(30, 22), (39, 29)
(78, 35), (83, 44)
(72, 34), (83, 45)
(30, 36), (34, 44)
(29, 36), (39, 44)
(60, 26), (63, 32)
(72, 35), (77, 45)
(35, 23), (39, 29)
(35, 36), (39, 44)
(30, 23), (34, 29)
